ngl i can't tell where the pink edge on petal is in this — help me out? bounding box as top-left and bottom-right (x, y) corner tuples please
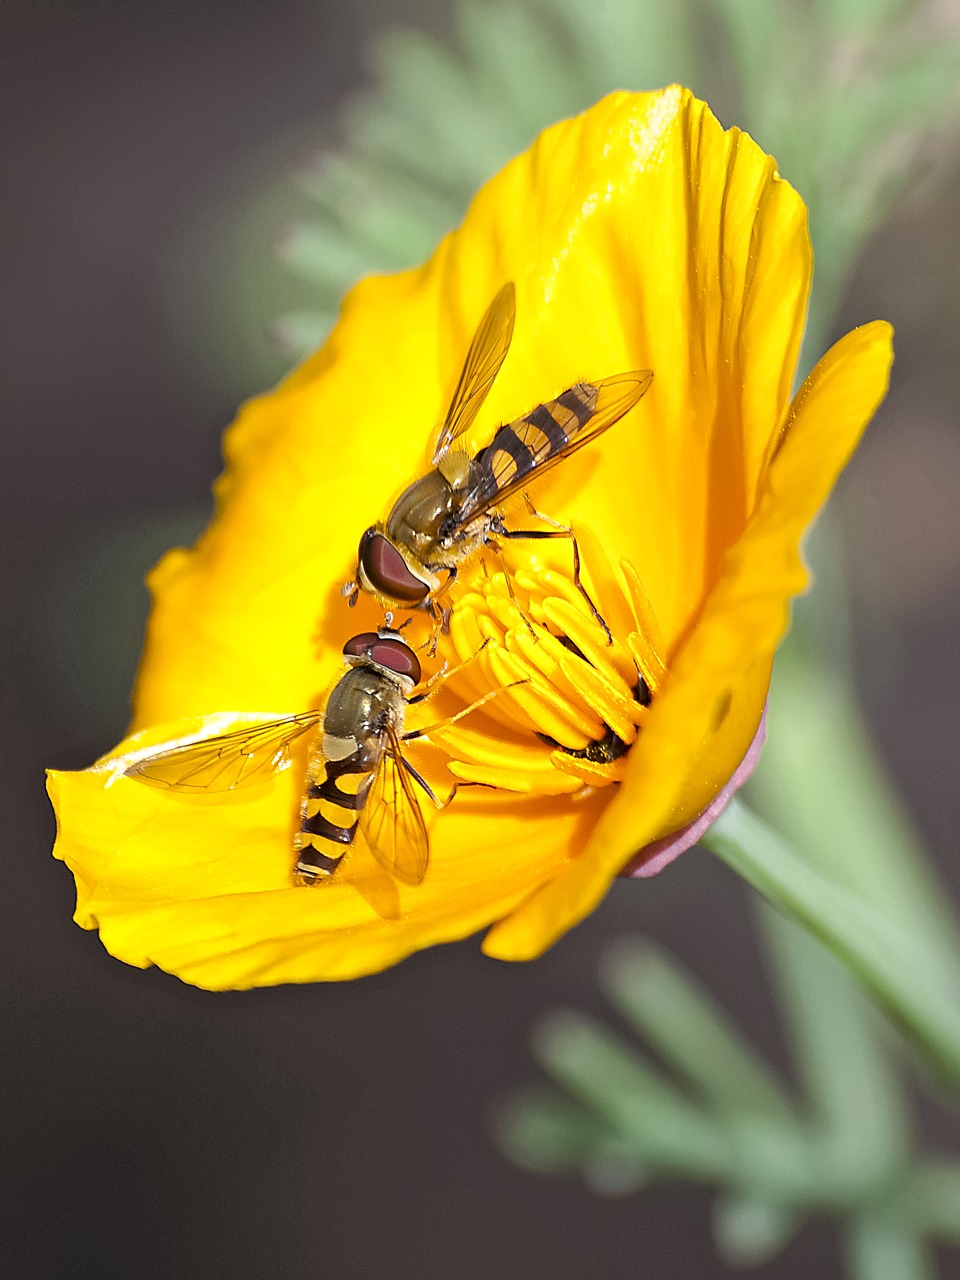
(620, 707), (767, 878)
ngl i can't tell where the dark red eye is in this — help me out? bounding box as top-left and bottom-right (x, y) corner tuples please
(368, 639), (421, 685)
(342, 632), (421, 684)
(358, 530), (430, 604)
(342, 632), (379, 659)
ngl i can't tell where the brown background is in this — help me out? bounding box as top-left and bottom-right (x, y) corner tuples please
(2, 2), (959, 1276)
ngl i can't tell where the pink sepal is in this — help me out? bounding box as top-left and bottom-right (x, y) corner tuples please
(620, 707), (767, 878)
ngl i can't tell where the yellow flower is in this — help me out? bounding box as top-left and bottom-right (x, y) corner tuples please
(47, 87), (893, 989)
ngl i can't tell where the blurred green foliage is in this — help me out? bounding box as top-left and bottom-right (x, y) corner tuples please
(498, 933), (960, 1271)
(265, 0), (960, 376)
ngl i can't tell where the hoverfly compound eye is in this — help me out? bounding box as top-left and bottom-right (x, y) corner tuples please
(358, 530), (430, 604)
(342, 632), (379, 660)
(369, 639), (421, 685)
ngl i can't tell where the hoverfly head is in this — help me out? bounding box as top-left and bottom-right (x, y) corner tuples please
(356, 527), (432, 606)
(342, 629), (422, 688)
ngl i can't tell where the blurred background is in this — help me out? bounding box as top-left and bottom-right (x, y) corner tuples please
(2, 1), (959, 1276)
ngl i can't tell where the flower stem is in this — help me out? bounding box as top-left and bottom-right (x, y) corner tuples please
(701, 798), (960, 1097)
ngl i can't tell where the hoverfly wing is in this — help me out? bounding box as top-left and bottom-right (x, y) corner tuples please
(431, 282), (516, 465)
(357, 722), (430, 885)
(124, 711), (322, 792)
(451, 370), (653, 528)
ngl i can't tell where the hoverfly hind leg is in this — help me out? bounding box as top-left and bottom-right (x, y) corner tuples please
(496, 508), (613, 645)
(483, 525), (537, 640)
(399, 759), (490, 811)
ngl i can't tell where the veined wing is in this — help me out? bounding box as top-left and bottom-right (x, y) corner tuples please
(450, 371), (652, 529)
(357, 721), (429, 885)
(124, 711), (322, 792)
(431, 282), (516, 464)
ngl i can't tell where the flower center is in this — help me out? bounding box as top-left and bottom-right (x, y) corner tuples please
(426, 544), (667, 796)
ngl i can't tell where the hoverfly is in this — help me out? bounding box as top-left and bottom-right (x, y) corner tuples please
(345, 282), (653, 627)
(124, 629), (485, 887)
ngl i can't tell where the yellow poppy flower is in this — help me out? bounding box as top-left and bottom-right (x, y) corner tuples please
(47, 86), (893, 989)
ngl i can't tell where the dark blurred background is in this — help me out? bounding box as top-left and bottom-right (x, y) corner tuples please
(2, 2), (958, 1277)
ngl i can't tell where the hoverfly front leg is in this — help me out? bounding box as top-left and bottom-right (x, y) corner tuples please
(492, 503), (613, 645)
(407, 637), (493, 707)
(402, 677), (528, 741)
(426, 568), (457, 656)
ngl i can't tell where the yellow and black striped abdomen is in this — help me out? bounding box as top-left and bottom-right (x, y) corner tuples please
(477, 382), (599, 492)
(294, 746), (372, 883)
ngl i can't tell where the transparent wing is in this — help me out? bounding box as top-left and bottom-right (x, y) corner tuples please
(357, 722), (430, 885)
(124, 712), (322, 792)
(431, 282), (516, 464)
(451, 371), (652, 529)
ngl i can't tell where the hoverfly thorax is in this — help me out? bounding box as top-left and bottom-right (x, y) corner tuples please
(343, 281), (653, 622)
(125, 628), (435, 889)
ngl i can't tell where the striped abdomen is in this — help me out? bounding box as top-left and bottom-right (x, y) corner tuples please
(474, 382), (599, 494)
(294, 744), (373, 883)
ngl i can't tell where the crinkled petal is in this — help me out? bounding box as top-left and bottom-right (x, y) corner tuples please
(48, 86), (889, 987)
(49, 718), (600, 988)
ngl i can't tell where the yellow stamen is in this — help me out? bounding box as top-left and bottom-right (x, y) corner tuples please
(434, 548), (668, 796)
(486, 646), (600, 748)
(620, 559), (667, 692)
(550, 751), (631, 786)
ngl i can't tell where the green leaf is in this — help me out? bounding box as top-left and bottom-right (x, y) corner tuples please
(599, 937), (796, 1123)
(907, 1163), (960, 1243)
(814, 0), (915, 38)
(271, 310), (335, 359)
(844, 1213), (937, 1280)
(712, 1193), (799, 1267)
(277, 223), (397, 288)
(531, 1010), (739, 1179)
(493, 1084), (601, 1172)
(457, 3), (580, 139)
(758, 908), (910, 1187)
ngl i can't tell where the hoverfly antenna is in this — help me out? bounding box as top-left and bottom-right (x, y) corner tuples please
(341, 580), (359, 608)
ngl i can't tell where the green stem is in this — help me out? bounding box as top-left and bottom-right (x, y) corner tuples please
(701, 799), (960, 1096)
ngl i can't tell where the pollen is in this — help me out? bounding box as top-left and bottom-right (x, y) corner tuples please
(431, 548), (667, 796)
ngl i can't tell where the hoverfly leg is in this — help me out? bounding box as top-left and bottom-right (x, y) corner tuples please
(399, 755), (440, 804)
(484, 529), (537, 639)
(407, 637), (493, 707)
(495, 509), (613, 645)
(427, 608), (443, 658)
(408, 661), (450, 703)
(398, 762), (490, 811)
(402, 678), (528, 741)
(439, 568), (457, 635)
(436, 779), (492, 809)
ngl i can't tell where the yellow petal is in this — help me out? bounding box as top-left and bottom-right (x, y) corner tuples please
(48, 85), (890, 988)
(484, 322), (893, 960)
(49, 723), (598, 988)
